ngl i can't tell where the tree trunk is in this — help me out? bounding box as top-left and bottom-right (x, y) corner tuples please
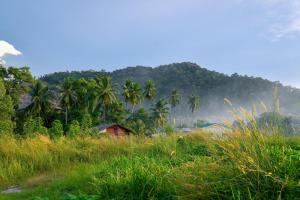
(65, 107), (68, 126)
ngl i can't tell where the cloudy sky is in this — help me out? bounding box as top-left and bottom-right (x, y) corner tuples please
(1, 0), (300, 87)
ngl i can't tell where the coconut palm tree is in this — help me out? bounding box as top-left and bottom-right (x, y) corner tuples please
(143, 80), (156, 101)
(129, 82), (143, 113)
(188, 94), (200, 127)
(26, 80), (52, 118)
(95, 75), (116, 121)
(151, 98), (169, 128)
(169, 89), (181, 125)
(59, 78), (77, 126)
(122, 79), (133, 107)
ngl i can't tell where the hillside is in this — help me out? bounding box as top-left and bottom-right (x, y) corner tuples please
(40, 62), (300, 120)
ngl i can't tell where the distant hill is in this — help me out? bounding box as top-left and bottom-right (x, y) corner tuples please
(40, 62), (300, 121)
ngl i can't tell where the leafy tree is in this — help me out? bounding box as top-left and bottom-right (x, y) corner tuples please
(0, 79), (14, 134)
(49, 120), (64, 138)
(68, 120), (81, 137)
(0, 66), (33, 108)
(151, 98), (169, 129)
(143, 80), (156, 101)
(59, 78), (77, 126)
(26, 80), (52, 118)
(95, 76), (117, 121)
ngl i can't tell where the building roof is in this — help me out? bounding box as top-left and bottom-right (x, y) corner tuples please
(95, 123), (132, 132)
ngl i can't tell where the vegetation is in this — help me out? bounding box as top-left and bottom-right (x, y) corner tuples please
(0, 63), (300, 199)
(40, 62), (300, 117)
(0, 120), (299, 199)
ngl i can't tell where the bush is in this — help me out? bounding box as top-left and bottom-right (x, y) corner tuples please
(23, 117), (48, 136)
(68, 120), (81, 137)
(80, 113), (92, 132)
(257, 112), (295, 135)
(49, 120), (64, 138)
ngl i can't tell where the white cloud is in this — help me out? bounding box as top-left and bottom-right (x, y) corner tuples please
(0, 40), (22, 65)
(262, 0), (300, 40)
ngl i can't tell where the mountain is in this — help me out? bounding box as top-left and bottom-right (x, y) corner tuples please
(40, 62), (300, 121)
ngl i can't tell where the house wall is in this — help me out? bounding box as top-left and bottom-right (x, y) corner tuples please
(106, 125), (126, 137)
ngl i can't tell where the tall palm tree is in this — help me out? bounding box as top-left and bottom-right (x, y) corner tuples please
(95, 76), (116, 121)
(151, 98), (169, 128)
(188, 94), (200, 113)
(129, 82), (143, 113)
(122, 79), (133, 107)
(169, 89), (181, 125)
(26, 80), (52, 118)
(59, 78), (77, 126)
(188, 94), (200, 127)
(143, 80), (156, 101)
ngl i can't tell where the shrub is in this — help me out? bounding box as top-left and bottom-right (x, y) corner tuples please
(49, 120), (64, 138)
(23, 117), (48, 136)
(68, 120), (81, 137)
(80, 113), (92, 132)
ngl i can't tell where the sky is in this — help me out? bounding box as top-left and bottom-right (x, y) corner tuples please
(1, 0), (300, 87)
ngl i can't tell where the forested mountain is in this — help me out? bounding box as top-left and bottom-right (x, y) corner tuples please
(40, 62), (300, 121)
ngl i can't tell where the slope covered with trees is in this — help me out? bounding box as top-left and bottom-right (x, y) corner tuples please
(41, 62), (300, 119)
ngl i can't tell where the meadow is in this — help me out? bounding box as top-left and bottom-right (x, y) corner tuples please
(0, 124), (299, 200)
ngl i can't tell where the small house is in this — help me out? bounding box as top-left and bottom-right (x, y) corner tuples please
(96, 124), (131, 137)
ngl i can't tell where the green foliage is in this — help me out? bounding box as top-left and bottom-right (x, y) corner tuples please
(23, 117), (48, 136)
(0, 66), (33, 108)
(151, 98), (169, 129)
(169, 89), (181, 108)
(122, 79), (143, 112)
(25, 80), (52, 119)
(257, 112), (295, 135)
(188, 94), (200, 113)
(80, 113), (92, 131)
(59, 77), (78, 125)
(106, 101), (127, 124)
(127, 108), (155, 135)
(164, 123), (175, 135)
(143, 80), (156, 101)
(68, 120), (81, 137)
(49, 120), (64, 138)
(0, 79), (14, 134)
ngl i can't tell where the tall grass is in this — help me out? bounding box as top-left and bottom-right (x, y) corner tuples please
(0, 112), (300, 199)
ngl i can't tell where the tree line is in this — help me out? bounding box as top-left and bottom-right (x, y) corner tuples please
(0, 65), (200, 137)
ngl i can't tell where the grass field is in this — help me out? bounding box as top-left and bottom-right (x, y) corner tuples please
(0, 125), (299, 200)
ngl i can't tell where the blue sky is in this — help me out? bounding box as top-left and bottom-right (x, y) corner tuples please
(1, 0), (300, 87)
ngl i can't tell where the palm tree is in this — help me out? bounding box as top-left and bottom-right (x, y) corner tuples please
(129, 82), (143, 113)
(169, 89), (181, 125)
(188, 94), (200, 127)
(143, 80), (156, 101)
(59, 78), (77, 126)
(188, 94), (200, 113)
(26, 80), (52, 118)
(95, 76), (116, 121)
(151, 98), (169, 128)
(122, 79), (133, 107)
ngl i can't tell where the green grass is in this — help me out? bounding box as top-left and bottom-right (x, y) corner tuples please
(0, 129), (299, 200)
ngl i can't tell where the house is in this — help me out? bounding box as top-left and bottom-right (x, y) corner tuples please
(96, 124), (131, 137)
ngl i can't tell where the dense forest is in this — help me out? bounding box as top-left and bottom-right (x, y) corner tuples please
(41, 62), (300, 120)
